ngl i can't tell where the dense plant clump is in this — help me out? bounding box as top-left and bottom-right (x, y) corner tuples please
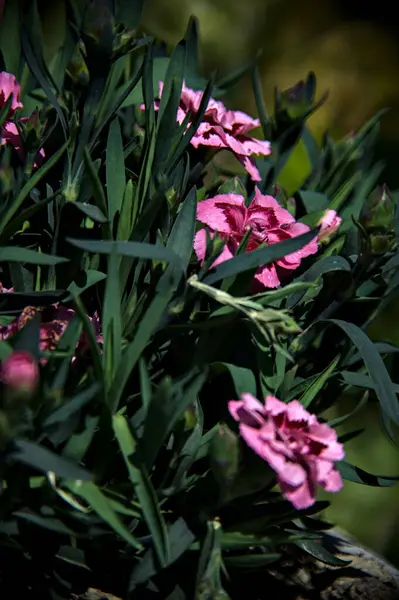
(1, 1), (399, 598)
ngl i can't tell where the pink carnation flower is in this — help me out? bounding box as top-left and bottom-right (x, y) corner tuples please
(0, 303), (102, 364)
(228, 394), (344, 509)
(318, 209), (342, 242)
(194, 187), (318, 288)
(142, 81), (271, 181)
(1, 350), (39, 395)
(0, 71), (23, 118)
(0, 72), (45, 166)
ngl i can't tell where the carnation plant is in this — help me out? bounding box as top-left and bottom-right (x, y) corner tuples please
(1, 1), (399, 598)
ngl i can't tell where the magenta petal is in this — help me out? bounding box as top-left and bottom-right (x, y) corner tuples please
(196, 195), (245, 233)
(285, 400), (312, 425)
(238, 154), (262, 182)
(322, 467), (343, 493)
(254, 264), (281, 289)
(211, 240), (236, 267)
(193, 228), (208, 262)
(279, 478), (316, 510)
(252, 188), (295, 224)
(277, 461), (307, 487)
(264, 395), (287, 417)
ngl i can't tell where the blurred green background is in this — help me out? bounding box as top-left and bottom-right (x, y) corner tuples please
(22, 0), (399, 567)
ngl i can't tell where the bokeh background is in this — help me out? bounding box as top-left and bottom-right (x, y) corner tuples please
(9, 0), (399, 568)
(139, 0), (399, 567)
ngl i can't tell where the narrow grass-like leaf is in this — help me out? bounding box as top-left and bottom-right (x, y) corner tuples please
(326, 319), (399, 425)
(141, 370), (206, 470)
(203, 229), (317, 285)
(294, 539), (350, 566)
(337, 461), (399, 487)
(210, 363), (257, 397)
(65, 269), (106, 301)
(103, 247), (122, 385)
(166, 187), (196, 272)
(66, 239), (183, 270)
(0, 246), (67, 265)
(299, 355), (340, 408)
(106, 117), (126, 227)
(129, 518), (195, 589)
(64, 480), (142, 549)
(83, 149), (109, 220)
(109, 265), (181, 412)
(10, 440), (92, 481)
(74, 202), (108, 224)
(43, 382), (101, 428)
(0, 139), (68, 232)
(113, 413), (169, 567)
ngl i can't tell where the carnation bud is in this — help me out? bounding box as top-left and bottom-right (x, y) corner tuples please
(359, 185), (396, 255)
(1, 350), (39, 399)
(210, 423), (240, 487)
(277, 72), (316, 120)
(360, 184), (395, 231)
(317, 209), (342, 243)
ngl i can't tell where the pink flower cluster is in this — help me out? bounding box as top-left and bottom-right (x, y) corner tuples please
(144, 81), (271, 181)
(194, 191), (342, 289)
(229, 393), (344, 509)
(0, 300), (102, 364)
(0, 70), (44, 164)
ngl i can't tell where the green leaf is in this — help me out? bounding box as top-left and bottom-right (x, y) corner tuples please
(328, 391), (369, 427)
(103, 247), (122, 387)
(224, 554), (281, 569)
(64, 480), (142, 549)
(113, 414), (169, 567)
(83, 149), (109, 221)
(196, 520), (225, 598)
(203, 229), (316, 286)
(300, 191), (329, 213)
(0, 0), (21, 74)
(336, 461), (399, 487)
(121, 57), (168, 108)
(73, 202), (108, 224)
(0, 340), (12, 360)
(294, 539), (351, 566)
(71, 295), (103, 388)
(10, 440), (92, 481)
(43, 383), (101, 428)
(65, 269), (106, 301)
(299, 355), (340, 408)
(117, 0), (145, 29)
(117, 180), (135, 241)
(109, 265), (181, 412)
(251, 63), (271, 141)
(141, 370), (207, 469)
(139, 358), (152, 412)
(106, 117), (126, 227)
(129, 518), (195, 589)
(326, 319), (399, 425)
(21, 9), (68, 136)
(0, 139), (68, 234)
(209, 363), (257, 397)
(287, 256), (351, 308)
(341, 371), (399, 395)
(66, 238), (184, 270)
(166, 187), (196, 272)
(0, 246), (67, 265)
(14, 511), (79, 537)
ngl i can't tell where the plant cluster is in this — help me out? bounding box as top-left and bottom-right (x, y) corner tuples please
(1, 1), (399, 598)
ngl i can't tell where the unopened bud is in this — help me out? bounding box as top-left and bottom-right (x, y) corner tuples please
(1, 350), (39, 399)
(317, 209), (342, 243)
